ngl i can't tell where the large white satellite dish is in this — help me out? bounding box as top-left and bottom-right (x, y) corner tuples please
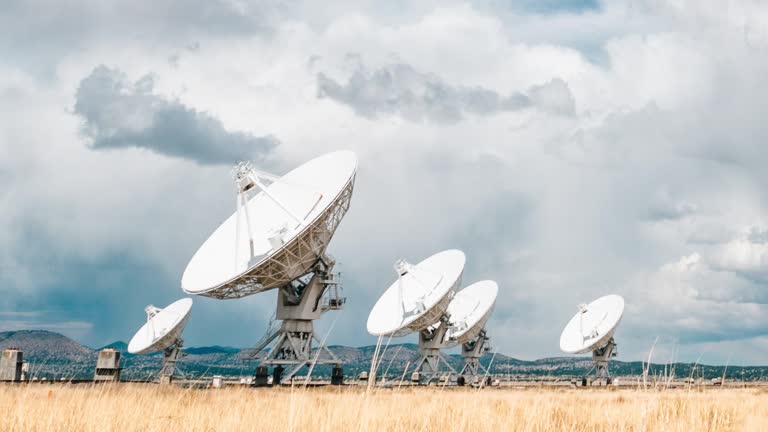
(128, 298), (192, 384)
(367, 249), (466, 337)
(446, 280), (498, 379)
(182, 151), (357, 299)
(181, 151), (357, 385)
(559, 294), (624, 383)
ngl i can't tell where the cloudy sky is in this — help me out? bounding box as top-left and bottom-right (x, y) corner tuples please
(3, 0), (768, 365)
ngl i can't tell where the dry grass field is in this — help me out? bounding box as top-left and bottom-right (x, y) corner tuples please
(2, 384), (767, 431)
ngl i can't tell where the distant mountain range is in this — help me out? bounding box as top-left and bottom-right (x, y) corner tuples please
(1, 330), (766, 382)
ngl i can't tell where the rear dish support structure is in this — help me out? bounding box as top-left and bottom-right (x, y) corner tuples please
(248, 255), (345, 384)
(414, 315), (457, 383)
(459, 329), (490, 377)
(159, 339), (184, 385)
(585, 337), (617, 382)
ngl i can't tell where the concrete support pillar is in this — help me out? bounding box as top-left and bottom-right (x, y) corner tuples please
(94, 348), (121, 382)
(0, 349), (23, 382)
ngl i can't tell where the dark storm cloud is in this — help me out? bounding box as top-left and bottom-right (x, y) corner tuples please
(74, 66), (278, 165)
(317, 62), (574, 124)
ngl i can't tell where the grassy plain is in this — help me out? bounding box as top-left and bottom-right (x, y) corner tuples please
(2, 384), (767, 431)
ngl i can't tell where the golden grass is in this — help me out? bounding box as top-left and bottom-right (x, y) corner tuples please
(1, 385), (767, 432)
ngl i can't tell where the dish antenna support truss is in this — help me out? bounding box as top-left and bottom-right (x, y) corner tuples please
(588, 337), (618, 380)
(459, 329), (491, 376)
(414, 315), (458, 381)
(247, 253), (347, 383)
(159, 339), (184, 384)
(235, 160), (355, 384)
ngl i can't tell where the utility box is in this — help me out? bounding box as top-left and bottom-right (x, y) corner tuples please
(94, 348), (121, 382)
(0, 349), (23, 382)
(254, 366), (270, 387)
(331, 366), (344, 385)
(410, 371), (421, 383)
(211, 375), (224, 388)
(272, 365), (284, 386)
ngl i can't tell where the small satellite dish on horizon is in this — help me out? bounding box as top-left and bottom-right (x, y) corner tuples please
(445, 280), (498, 378)
(367, 249), (466, 383)
(181, 151), (357, 385)
(559, 294), (625, 383)
(367, 249), (466, 338)
(128, 298), (192, 384)
(445, 280), (498, 347)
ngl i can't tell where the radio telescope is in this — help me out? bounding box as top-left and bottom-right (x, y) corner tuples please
(559, 294), (625, 383)
(445, 280), (498, 378)
(128, 298), (193, 384)
(367, 249), (466, 382)
(182, 151), (357, 384)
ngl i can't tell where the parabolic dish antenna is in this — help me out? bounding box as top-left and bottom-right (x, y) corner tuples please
(445, 280), (498, 347)
(128, 298), (192, 355)
(182, 150), (357, 299)
(367, 249), (466, 337)
(440, 280), (498, 380)
(560, 294), (624, 354)
(181, 151), (357, 385)
(559, 294), (624, 383)
(128, 298), (193, 384)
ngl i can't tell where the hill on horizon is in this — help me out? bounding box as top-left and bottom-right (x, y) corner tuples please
(1, 330), (767, 382)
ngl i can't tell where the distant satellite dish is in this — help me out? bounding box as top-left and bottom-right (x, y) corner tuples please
(366, 249), (467, 385)
(128, 298), (192, 355)
(445, 280), (498, 347)
(367, 249), (466, 337)
(182, 151), (357, 299)
(560, 294), (624, 354)
(445, 280), (498, 380)
(181, 151), (357, 385)
(559, 294), (624, 383)
(128, 298), (192, 384)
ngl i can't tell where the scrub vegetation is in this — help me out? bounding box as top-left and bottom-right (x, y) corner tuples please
(2, 385), (767, 431)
